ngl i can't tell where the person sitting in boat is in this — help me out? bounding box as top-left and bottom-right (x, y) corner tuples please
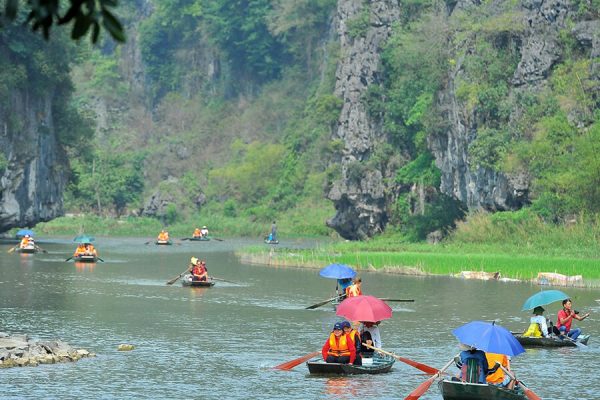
(73, 243), (87, 257)
(359, 321), (382, 356)
(200, 226), (209, 237)
(556, 298), (590, 340)
(190, 258), (208, 281)
(455, 344), (494, 384)
(345, 277), (362, 298)
(485, 353), (515, 388)
(322, 322), (356, 365)
(341, 321), (362, 365)
(19, 235), (33, 249)
(84, 243), (98, 257)
(192, 228), (202, 238)
(157, 230), (170, 242)
(523, 306), (550, 338)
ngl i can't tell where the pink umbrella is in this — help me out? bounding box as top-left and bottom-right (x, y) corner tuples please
(335, 295), (392, 322)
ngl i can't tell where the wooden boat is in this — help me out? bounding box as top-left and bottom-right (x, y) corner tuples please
(15, 245), (37, 254)
(181, 274), (215, 287)
(513, 333), (590, 347)
(439, 379), (527, 400)
(188, 237), (211, 241)
(306, 353), (394, 375)
(73, 254), (98, 263)
(264, 239), (279, 244)
(155, 240), (172, 245)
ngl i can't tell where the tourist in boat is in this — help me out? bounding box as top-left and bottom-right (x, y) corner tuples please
(345, 277), (362, 298)
(556, 298), (590, 340)
(19, 234), (33, 249)
(455, 344), (492, 384)
(485, 353), (514, 388)
(192, 228), (202, 238)
(200, 226), (209, 237)
(73, 243), (87, 257)
(157, 230), (170, 242)
(359, 321), (382, 356)
(190, 257), (208, 281)
(524, 306), (550, 338)
(322, 322), (356, 365)
(342, 321), (362, 365)
(85, 243), (98, 257)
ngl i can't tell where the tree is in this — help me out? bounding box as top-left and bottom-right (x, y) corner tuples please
(1, 0), (125, 43)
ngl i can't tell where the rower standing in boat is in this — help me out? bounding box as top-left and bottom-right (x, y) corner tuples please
(322, 322), (356, 365)
(556, 298), (590, 340)
(342, 321), (362, 365)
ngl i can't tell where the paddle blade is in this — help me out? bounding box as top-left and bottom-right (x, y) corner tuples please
(306, 296), (338, 310)
(396, 356), (439, 375)
(7, 247), (15, 253)
(405, 375), (436, 400)
(523, 386), (542, 400)
(273, 351), (319, 370)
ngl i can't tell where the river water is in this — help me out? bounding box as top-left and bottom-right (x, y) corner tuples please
(0, 237), (599, 399)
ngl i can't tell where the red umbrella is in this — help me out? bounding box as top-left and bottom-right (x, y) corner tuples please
(335, 295), (392, 322)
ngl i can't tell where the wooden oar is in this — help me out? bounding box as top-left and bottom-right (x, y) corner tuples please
(97, 257), (105, 262)
(64, 256), (73, 262)
(497, 363), (542, 400)
(380, 298), (415, 302)
(405, 356), (456, 400)
(211, 276), (239, 284)
(362, 343), (440, 375)
(166, 267), (191, 285)
(305, 295), (341, 310)
(212, 237), (224, 242)
(34, 245), (48, 253)
(7, 246), (17, 253)
(273, 351), (320, 370)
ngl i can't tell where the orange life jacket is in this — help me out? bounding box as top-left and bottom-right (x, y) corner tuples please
(20, 238), (30, 248)
(348, 329), (361, 346)
(346, 284), (362, 297)
(193, 229), (201, 237)
(327, 333), (352, 357)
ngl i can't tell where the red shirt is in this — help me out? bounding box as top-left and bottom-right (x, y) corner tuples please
(322, 334), (356, 364)
(557, 309), (573, 331)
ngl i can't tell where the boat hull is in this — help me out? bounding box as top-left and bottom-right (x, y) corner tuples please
(16, 247), (37, 254)
(189, 237), (210, 241)
(514, 334), (589, 347)
(181, 275), (215, 287)
(155, 240), (172, 245)
(439, 380), (527, 400)
(264, 240), (279, 245)
(306, 354), (394, 375)
(73, 255), (98, 263)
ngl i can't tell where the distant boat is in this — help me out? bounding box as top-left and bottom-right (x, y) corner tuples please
(155, 240), (173, 245)
(15, 244), (37, 254)
(73, 254), (98, 263)
(181, 274), (215, 287)
(513, 333), (589, 347)
(264, 239), (279, 245)
(188, 237), (211, 241)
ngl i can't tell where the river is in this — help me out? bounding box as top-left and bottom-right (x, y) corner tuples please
(1, 237), (599, 399)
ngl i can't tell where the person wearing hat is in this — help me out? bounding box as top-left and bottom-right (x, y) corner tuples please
(19, 234), (33, 249)
(322, 322), (356, 364)
(455, 344), (492, 384)
(523, 306), (550, 338)
(342, 321), (362, 365)
(200, 226), (209, 237)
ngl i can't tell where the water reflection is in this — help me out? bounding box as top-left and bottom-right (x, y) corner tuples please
(74, 261), (96, 271)
(323, 377), (360, 398)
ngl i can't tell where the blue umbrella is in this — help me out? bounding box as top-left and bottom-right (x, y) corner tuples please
(319, 263), (356, 279)
(452, 321), (525, 356)
(521, 290), (569, 311)
(73, 235), (95, 244)
(16, 229), (35, 238)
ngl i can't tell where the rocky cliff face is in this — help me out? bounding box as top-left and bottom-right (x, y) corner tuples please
(0, 90), (68, 232)
(328, 0), (599, 239)
(326, 0), (401, 240)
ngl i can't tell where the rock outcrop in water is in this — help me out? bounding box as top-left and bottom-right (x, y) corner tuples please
(0, 332), (94, 368)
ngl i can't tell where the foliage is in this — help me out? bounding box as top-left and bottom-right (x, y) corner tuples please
(346, 7), (370, 39)
(1, 0), (125, 43)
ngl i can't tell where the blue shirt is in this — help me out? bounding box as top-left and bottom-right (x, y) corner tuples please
(460, 349), (489, 383)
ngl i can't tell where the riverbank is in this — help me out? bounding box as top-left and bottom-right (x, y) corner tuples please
(238, 238), (600, 287)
